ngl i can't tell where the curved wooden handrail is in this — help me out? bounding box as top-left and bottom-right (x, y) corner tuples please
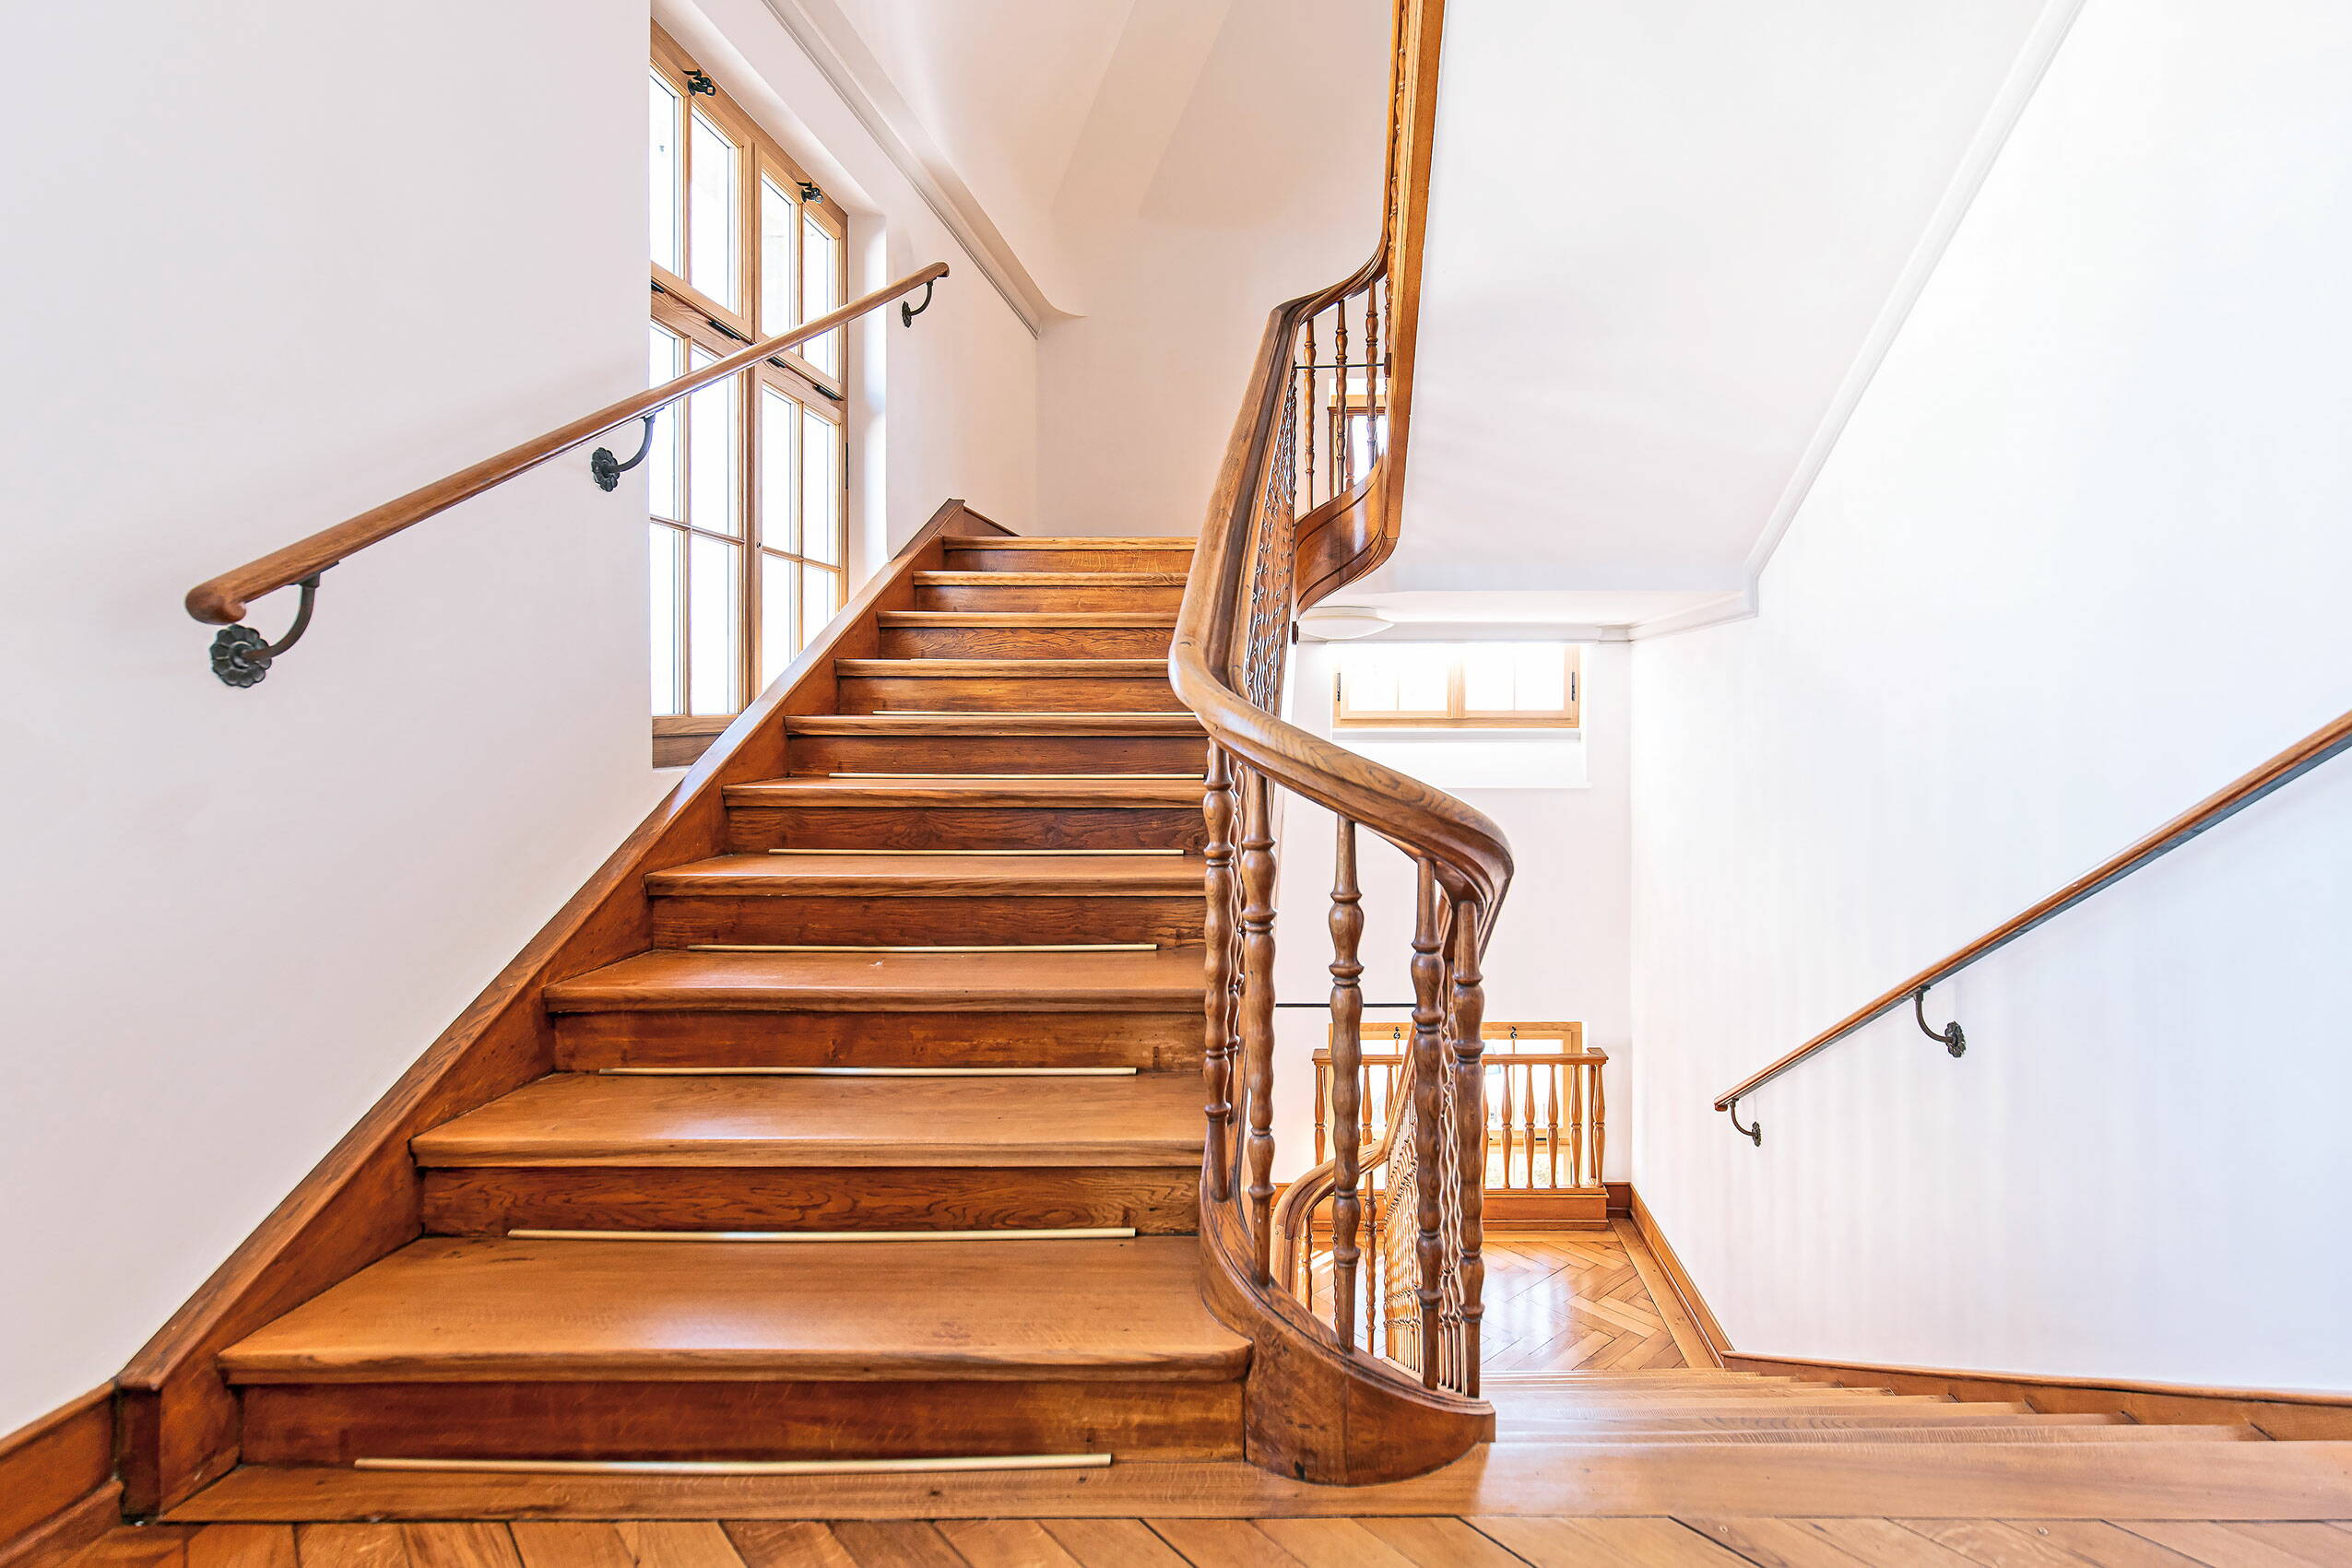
(183, 263), (949, 625)
(1715, 704), (2352, 1116)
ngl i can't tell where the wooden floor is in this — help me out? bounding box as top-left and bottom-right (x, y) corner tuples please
(67, 1514), (2352, 1567)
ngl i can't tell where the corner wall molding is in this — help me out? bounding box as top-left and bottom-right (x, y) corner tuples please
(1739, 0), (2091, 585)
(751, 0), (1058, 336)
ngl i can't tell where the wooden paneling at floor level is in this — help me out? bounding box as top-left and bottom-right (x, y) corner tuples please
(67, 1517), (2352, 1568)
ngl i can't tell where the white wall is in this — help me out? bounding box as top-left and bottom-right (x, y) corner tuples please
(1271, 643), (1632, 1183)
(1629, 0), (2352, 1389)
(0, 0), (1044, 1437)
(1034, 0), (1389, 536)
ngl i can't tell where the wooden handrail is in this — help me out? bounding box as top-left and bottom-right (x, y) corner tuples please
(183, 263), (949, 625)
(1714, 704), (2352, 1122)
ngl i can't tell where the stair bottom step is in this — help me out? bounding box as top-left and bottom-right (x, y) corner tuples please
(241, 1379), (1244, 1466)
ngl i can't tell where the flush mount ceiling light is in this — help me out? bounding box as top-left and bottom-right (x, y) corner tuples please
(1297, 605), (1391, 641)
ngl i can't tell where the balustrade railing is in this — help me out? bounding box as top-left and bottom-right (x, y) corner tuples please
(1172, 0), (1507, 1409)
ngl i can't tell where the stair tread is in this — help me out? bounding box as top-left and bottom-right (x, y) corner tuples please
(218, 1235), (1247, 1384)
(413, 1071), (1205, 1167)
(879, 612), (1180, 627)
(725, 776), (1200, 808)
(914, 572), (1188, 586)
(1505, 1424), (2266, 1445)
(648, 852), (1204, 897)
(544, 946), (1205, 1013)
(835, 659), (1169, 677)
(941, 536), (1194, 548)
(784, 713), (1203, 735)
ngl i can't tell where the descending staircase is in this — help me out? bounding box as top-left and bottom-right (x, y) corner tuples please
(212, 536), (1257, 1469)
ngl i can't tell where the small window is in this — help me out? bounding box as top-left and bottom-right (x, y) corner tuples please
(1332, 643), (1580, 730)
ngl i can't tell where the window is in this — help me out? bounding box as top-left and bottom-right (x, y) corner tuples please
(1332, 643), (1581, 729)
(647, 29), (850, 753)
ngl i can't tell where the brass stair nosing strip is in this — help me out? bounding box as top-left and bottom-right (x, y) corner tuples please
(597, 1065), (1141, 1076)
(763, 846), (1184, 857)
(506, 1227), (1140, 1243)
(685, 942), (1161, 953)
(353, 1454), (1115, 1477)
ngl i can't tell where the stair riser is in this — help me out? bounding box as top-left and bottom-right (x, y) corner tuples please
(552, 1009), (1202, 1072)
(651, 894), (1203, 948)
(878, 624), (1174, 657)
(238, 1379), (1244, 1464)
(784, 733), (1207, 775)
(943, 547), (1194, 572)
(421, 1165), (1200, 1235)
(838, 677), (1183, 714)
(916, 584), (1186, 612)
(727, 805), (1208, 852)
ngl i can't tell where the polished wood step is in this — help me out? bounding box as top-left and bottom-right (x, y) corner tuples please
(913, 572), (1186, 612)
(1507, 1423), (2267, 1444)
(646, 853), (1205, 947)
(543, 946), (1205, 1015)
(877, 613), (1176, 658)
(724, 775), (1206, 852)
(219, 1236), (1249, 1384)
(423, 1164), (1200, 1238)
(780, 713), (1204, 774)
(940, 536), (1194, 574)
(1494, 1411), (2133, 1433)
(412, 1072), (1206, 1169)
(834, 658), (1181, 715)
(553, 1008), (1200, 1074)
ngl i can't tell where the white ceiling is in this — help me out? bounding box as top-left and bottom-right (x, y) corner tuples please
(1377, 0), (2067, 606)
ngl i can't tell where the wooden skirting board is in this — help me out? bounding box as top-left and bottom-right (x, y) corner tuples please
(0, 1386), (116, 1568)
(1627, 1186), (2352, 1439)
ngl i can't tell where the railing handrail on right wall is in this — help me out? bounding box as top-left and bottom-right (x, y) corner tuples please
(1714, 705), (2352, 1142)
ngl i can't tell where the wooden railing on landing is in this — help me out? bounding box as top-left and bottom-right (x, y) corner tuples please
(178, 265), (947, 682)
(1167, 0), (1507, 1483)
(1713, 704), (2352, 1144)
(1283, 1041), (1607, 1362)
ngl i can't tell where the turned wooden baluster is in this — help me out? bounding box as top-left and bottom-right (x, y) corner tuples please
(1495, 1055), (1514, 1191)
(1327, 816), (1366, 1352)
(1312, 1057), (1330, 1168)
(1569, 1057), (1588, 1192)
(1545, 1060), (1562, 1188)
(1301, 314), (1318, 512)
(1363, 283), (1383, 469)
(1589, 1056), (1607, 1192)
(1332, 301), (1352, 493)
(1200, 745), (1238, 1203)
(1237, 765), (1280, 1282)
(1407, 860), (1447, 1385)
(1448, 896), (1488, 1397)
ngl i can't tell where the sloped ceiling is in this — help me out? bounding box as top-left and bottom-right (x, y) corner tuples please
(1375, 0), (2071, 609)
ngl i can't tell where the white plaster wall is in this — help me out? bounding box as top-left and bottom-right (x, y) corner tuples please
(1629, 0), (2352, 1389)
(1271, 643), (1632, 1184)
(0, 0), (1043, 1435)
(1034, 0), (1389, 537)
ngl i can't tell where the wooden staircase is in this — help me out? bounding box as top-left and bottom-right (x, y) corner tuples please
(208, 533), (1253, 1472)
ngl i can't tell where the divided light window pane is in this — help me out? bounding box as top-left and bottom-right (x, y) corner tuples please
(687, 535), (739, 715)
(760, 388), (798, 556)
(649, 74), (683, 275)
(800, 408), (839, 564)
(759, 554), (796, 690)
(801, 566), (837, 647)
(1513, 645), (1567, 710)
(647, 325), (686, 521)
(648, 526), (683, 715)
(759, 177), (798, 334)
(801, 214), (839, 374)
(686, 348), (739, 535)
(1394, 646), (1449, 712)
(1460, 645), (1517, 711)
(688, 112), (739, 309)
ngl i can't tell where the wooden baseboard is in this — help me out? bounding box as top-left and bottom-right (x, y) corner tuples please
(1726, 1352), (2352, 1441)
(1604, 1180), (1630, 1217)
(1624, 1186), (2352, 1439)
(0, 1387), (117, 1568)
(1625, 1189), (1731, 1366)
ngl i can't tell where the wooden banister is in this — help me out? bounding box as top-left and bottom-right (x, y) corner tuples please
(183, 263), (949, 627)
(1713, 704), (2352, 1132)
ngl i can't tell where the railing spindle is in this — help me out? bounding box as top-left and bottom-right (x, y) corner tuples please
(1301, 313), (1318, 513)
(1333, 302), (1352, 493)
(1408, 860), (1447, 1386)
(1200, 744), (1238, 1203)
(1448, 898), (1488, 1396)
(1589, 1055), (1606, 1192)
(1237, 766), (1280, 1283)
(1328, 816), (1365, 1352)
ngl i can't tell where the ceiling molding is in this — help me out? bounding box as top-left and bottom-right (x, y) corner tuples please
(754, 0), (1063, 336)
(1625, 585), (1757, 642)
(1742, 0), (2090, 583)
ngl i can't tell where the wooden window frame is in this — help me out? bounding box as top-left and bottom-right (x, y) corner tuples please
(648, 26), (852, 752)
(1332, 643), (1582, 730)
